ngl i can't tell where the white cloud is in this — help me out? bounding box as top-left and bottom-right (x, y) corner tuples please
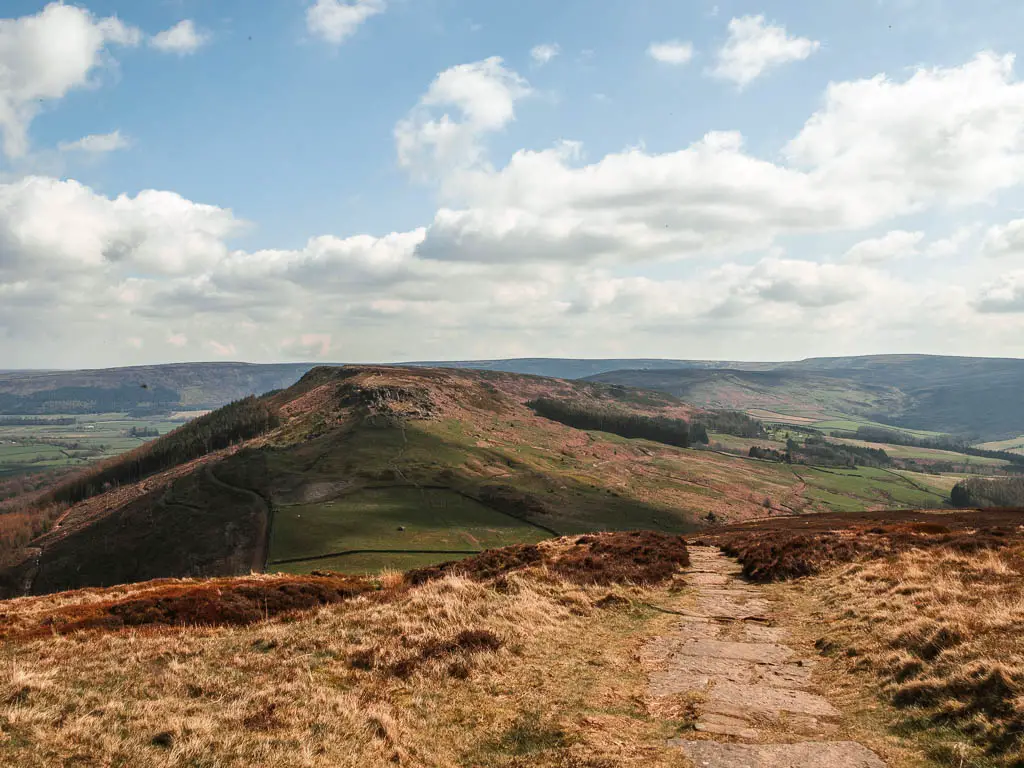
(924, 226), (976, 259)
(712, 15), (819, 87)
(5, 51), (1024, 365)
(844, 230), (924, 263)
(306, 0), (385, 44)
(648, 40), (695, 65)
(0, 3), (142, 158)
(982, 218), (1024, 258)
(58, 130), (130, 154)
(395, 57), (531, 180)
(150, 20), (210, 55)
(974, 272), (1024, 313)
(0, 176), (242, 277)
(530, 44), (560, 66)
(786, 53), (1024, 216)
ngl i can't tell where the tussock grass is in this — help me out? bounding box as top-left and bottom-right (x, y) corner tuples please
(802, 543), (1024, 765)
(0, 534), (692, 766)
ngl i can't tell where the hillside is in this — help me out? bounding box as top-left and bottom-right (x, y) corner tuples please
(584, 368), (906, 423)
(585, 355), (1024, 441)
(0, 365), (951, 597)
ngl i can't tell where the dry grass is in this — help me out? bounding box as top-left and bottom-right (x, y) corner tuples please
(788, 541), (1024, 766)
(0, 533), (695, 766)
(0, 569), (690, 767)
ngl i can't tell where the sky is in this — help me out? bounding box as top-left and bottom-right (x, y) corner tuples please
(3, 1), (1024, 368)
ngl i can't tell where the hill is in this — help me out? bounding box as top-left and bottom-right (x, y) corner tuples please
(0, 365), (952, 597)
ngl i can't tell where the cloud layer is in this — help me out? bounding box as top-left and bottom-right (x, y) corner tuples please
(1, 3), (1023, 365)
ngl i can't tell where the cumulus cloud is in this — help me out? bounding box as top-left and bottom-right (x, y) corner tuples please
(0, 176), (242, 277)
(58, 130), (130, 154)
(150, 20), (210, 55)
(306, 0), (385, 44)
(0, 3), (142, 158)
(395, 57), (531, 180)
(844, 230), (924, 263)
(712, 15), (819, 87)
(648, 40), (695, 65)
(786, 53), (1024, 212)
(974, 272), (1024, 313)
(982, 218), (1024, 258)
(530, 44), (559, 66)
(4, 50), (1024, 365)
(925, 226), (976, 259)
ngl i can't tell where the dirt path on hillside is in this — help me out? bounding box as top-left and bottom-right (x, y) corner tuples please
(203, 464), (271, 573)
(642, 546), (887, 767)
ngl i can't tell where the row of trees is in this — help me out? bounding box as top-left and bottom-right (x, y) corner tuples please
(699, 411), (765, 438)
(749, 437), (892, 469)
(950, 477), (1024, 508)
(842, 426), (1024, 467)
(48, 396), (280, 506)
(0, 417), (77, 426)
(528, 398), (708, 448)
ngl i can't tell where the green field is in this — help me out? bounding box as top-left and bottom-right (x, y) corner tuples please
(268, 487), (549, 572)
(795, 466), (949, 511)
(0, 412), (194, 477)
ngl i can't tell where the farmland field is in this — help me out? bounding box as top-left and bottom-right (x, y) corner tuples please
(268, 487), (549, 573)
(0, 412), (196, 477)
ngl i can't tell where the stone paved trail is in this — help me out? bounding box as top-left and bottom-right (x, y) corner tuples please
(642, 546), (887, 768)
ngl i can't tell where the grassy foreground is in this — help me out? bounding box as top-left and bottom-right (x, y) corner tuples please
(0, 533), (694, 767)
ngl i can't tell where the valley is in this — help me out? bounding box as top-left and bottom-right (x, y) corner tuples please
(2, 363), (998, 591)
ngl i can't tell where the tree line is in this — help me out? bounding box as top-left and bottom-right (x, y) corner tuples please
(528, 398), (708, 448)
(750, 436), (891, 469)
(837, 426), (1024, 467)
(0, 417), (77, 426)
(699, 410), (765, 438)
(950, 477), (1024, 508)
(46, 396), (280, 507)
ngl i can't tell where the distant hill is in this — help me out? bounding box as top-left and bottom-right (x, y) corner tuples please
(586, 355), (1024, 441)
(584, 369), (907, 423)
(0, 362), (320, 414)
(2, 354), (1022, 439)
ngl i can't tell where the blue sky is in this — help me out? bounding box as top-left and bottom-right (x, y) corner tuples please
(2, 0), (1024, 366)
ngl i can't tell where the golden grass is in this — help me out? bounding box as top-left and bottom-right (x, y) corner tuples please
(0, 568), (691, 767)
(786, 544), (1024, 767)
